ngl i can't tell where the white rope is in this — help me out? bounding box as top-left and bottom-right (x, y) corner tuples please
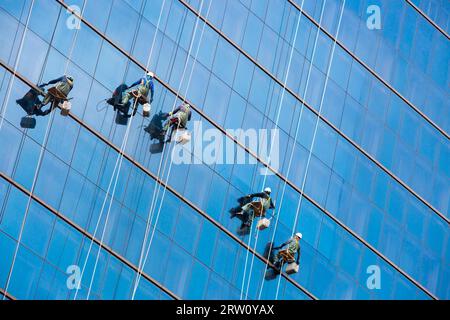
(0, 2), (28, 100)
(256, 0), (330, 299)
(288, 0), (346, 250)
(130, 4), (187, 299)
(129, 0), (185, 299)
(275, 1), (346, 299)
(114, 0), (161, 283)
(83, 98), (139, 299)
(276, 0), (346, 300)
(241, 0), (306, 300)
(2, 0), (85, 300)
(131, 0), (211, 299)
(0, 0), (35, 131)
(77, 0), (166, 300)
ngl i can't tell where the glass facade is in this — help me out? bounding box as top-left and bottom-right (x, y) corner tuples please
(0, 0), (448, 300)
(411, 0), (450, 34)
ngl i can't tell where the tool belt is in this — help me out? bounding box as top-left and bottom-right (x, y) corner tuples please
(278, 249), (295, 263)
(130, 89), (148, 105)
(248, 201), (266, 217)
(47, 87), (68, 100)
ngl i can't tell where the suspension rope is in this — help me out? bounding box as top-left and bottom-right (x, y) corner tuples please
(266, 0), (346, 300)
(127, 3), (186, 231)
(66, 0), (118, 281)
(123, 0), (186, 221)
(240, 0), (306, 300)
(40, 2), (105, 294)
(255, 0), (328, 299)
(277, 1), (346, 300)
(71, 0), (139, 299)
(46, 103), (112, 293)
(88, 0), (148, 234)
(289, 0), (346, 252)
(130, 0), (210, 298)
(0, 0), (35, 130)
(0, 0), (42, 227)
(130, 0), (188, 299)
(131, 0), (211, 299)
(84, 97), (139, 299)
(0, 1), (28, 100)
(77, 0), (166, 300)
(2, 0), (85, 300)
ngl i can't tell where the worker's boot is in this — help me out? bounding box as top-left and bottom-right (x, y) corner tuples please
(229, 206), (243, 218)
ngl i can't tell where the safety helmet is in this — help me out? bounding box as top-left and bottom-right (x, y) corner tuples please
(146, 71), (155, 78)
(264, 187), (271, 194)
(295, 232), (302, 239)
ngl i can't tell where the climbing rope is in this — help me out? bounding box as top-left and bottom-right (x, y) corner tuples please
(0, 0), (41, 227)
(255, 0), (328, 299)
(76, 0), (164, 300)
(131, 0), (212, 299)
(0, 0), (35, 131)
(2, 0), (85, 300)
(240, 0), (306, 301)
(259, 0), (347, 300)
(0, 1), (28, 106)
(130, 0), (189, 299)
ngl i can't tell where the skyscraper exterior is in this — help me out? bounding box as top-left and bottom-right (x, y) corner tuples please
(0, 0), (448, 300)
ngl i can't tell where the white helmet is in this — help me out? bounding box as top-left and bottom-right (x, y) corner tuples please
(264, 187), (271, 194)
(295, 232), (302, 239)
(147, 71), (155, 78)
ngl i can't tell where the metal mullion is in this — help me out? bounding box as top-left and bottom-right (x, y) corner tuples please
(1, 58), (436, 300)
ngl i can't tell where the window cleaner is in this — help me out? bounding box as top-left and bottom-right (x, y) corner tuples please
(162, 102), (192, 144)
(37, 75), (74, 116)
(230, 187), (275, 233)
(269, 232), (302, 275)
(109, 71), (154, 124)
(16, 75), (74, 128)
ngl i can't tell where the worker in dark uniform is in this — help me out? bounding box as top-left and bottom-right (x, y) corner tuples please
(120, 71), (154, 108)
(17, 75), (74, 117)
(163, 102), (192, 142)
(35, 75), (74, 116)
(271, 232), (302, 270)
(230, 187), (275, 229)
